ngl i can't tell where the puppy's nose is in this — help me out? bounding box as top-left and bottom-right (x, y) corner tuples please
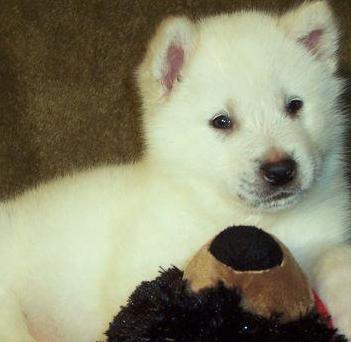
(260, 158), (297, 187)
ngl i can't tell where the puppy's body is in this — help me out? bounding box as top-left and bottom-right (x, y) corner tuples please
(1, 160), (348, 341)
(1, 2), (351, 341)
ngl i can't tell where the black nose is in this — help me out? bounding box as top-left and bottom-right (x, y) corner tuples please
(260, 158), (297, 187)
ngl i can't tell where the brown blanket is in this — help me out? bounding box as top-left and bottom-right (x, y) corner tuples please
(0, 0), (350, 199)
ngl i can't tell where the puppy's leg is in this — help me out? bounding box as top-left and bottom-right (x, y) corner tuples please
(0, 288), (36, 342)
(313, 244), (351, 338)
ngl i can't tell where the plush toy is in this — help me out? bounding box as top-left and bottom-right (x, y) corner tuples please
(106, 226), (347, 341)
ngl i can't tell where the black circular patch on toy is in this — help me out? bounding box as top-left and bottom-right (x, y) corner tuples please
(209, 226), (283, 271)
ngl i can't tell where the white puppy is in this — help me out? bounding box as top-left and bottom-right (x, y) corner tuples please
(0, 1), (350, 341)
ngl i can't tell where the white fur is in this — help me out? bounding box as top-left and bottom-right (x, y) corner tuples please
(1, 1), (350, 340)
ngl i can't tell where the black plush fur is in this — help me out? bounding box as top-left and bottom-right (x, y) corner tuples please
(105, 267), (346, 342)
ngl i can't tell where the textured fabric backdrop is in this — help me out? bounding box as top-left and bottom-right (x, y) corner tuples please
(0, 0), (350, 199)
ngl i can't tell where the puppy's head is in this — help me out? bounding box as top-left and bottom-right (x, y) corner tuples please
(138, 1), (345, 211)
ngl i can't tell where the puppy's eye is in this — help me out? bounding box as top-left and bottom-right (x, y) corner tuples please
(286, 98), (303, 117)
(211, 114), (233, 130)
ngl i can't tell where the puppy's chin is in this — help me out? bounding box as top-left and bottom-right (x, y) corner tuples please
(238, 191), (303, 212)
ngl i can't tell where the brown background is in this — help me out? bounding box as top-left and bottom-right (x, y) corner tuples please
(0, 0), (350, 199)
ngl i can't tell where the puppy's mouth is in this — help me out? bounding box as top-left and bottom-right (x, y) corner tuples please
(264, 191), (296, 202)
(259, 191), (302, 210)
(238, 189), (303, 211)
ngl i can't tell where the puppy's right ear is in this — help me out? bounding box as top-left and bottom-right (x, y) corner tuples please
(278, 1), (339, 71)
(137, 17), (197, 107)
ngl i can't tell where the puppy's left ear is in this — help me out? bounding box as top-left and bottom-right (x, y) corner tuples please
(279, 1), (339, 71)
(137, 17), (198, 110)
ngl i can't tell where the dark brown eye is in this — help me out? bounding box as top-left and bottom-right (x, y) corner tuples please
(211, 114), (232, 129)
(286, 98), (303, 117)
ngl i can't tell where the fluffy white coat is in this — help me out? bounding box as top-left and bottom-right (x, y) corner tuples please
(0, 1), (350, 341)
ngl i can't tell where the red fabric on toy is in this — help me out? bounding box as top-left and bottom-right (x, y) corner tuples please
(313, 291), (333, 329)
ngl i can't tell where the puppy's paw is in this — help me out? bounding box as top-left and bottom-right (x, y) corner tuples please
(314, 246), (351, 338)
(321, 283), (351, 338)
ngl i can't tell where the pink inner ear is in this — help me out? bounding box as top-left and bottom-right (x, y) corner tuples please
(163, 44), (184, 91)
(298, 29), (324, 53)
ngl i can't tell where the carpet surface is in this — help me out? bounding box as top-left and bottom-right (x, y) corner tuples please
(0, 0), (350, 199)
